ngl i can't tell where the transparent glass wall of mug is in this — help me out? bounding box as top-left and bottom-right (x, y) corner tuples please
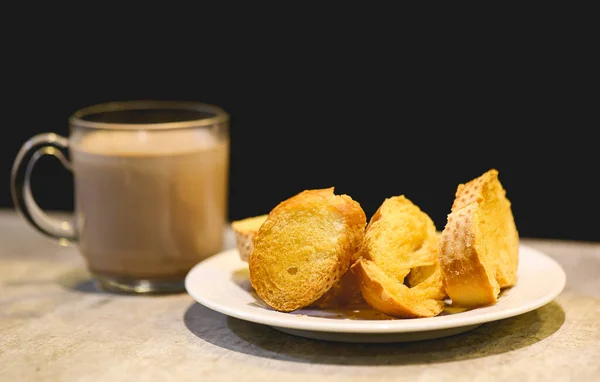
(11, 101), (230, 294)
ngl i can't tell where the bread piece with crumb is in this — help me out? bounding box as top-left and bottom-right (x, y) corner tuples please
(354, 259), (446, 318)
(233, 212), (366, 309)
(249, 187), (366, 312)
(354, 195), (446, 318)
(439, 169), (519, 308)
(231, 214), (268, 262)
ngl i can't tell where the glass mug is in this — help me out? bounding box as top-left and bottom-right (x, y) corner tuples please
(11, 101), (230, 294)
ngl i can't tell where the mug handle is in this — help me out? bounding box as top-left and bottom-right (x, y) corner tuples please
(10, 133), (78, 246)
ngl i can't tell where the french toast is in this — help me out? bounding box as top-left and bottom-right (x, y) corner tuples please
(231, 214), (268, 262)
(354, 195), (447, 318)
(439, 169), (519, 307)
(249, 187), (367, 312)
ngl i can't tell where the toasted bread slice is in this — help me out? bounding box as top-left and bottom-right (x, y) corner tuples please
(439, 169), (519, 308)
(360, 195), (439, 281)
(233, 213), (365, 308)
(355, 195), (446, 318)
(249, 187), (366, 312)
(231, 214), (268, 262)
(355, 259), (446, 318)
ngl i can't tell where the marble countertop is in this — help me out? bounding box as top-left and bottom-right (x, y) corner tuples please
(1, 210), (599, 381)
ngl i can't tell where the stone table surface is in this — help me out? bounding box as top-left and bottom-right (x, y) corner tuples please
(1, 209), (599, 382)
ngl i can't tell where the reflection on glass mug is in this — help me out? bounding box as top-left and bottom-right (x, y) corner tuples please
(11, 101), (230, 294)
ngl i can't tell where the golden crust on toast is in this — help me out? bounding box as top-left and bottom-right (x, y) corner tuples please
(355, 195), (446, 318)
(439, 169), (519, 308)
(249, 187), (366, 312)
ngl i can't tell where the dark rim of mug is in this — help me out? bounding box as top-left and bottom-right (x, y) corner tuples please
(69, 100), (229, 130)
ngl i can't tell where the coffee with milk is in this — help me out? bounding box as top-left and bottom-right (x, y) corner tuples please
(71, 129), (229, 283)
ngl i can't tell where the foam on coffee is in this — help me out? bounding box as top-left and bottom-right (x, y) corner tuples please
(72, 128), (222, 156)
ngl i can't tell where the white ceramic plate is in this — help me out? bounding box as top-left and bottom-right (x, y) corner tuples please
(185, 244), (566, 343)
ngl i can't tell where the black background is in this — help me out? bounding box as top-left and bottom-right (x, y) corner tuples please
(2, 9), (598, 242)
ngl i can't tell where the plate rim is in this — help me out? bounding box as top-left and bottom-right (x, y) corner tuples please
(185, 244), (566, 334)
